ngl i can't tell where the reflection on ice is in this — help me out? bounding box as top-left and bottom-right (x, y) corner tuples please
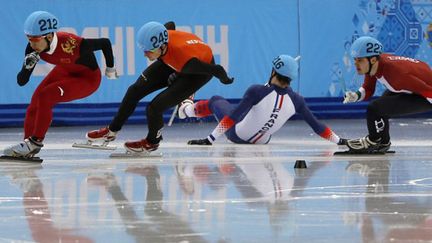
(0, 120), (431, 242)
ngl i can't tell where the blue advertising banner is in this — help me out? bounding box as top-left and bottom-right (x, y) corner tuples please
(1, 0), (432, 126)
(0, 0), (299, 104)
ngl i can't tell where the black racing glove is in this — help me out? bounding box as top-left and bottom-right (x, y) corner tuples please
(187, 138), (212, 145)
(164, 21), (176, 30)
(213, 65), (234, 84)
(24, 51), (40, 70)
(220, 76), (234, 85)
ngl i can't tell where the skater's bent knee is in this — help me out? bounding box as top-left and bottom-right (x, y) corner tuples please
(210, 95), (224, 102)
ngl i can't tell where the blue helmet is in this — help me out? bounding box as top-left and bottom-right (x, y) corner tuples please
(24, 11), (59, 36)
(272, 55), (299, 80)
(350, 36), (383, 58)
(137, 21), (168, 51)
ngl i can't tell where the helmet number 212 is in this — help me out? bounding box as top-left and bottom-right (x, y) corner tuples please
(38, 18), (58, 32)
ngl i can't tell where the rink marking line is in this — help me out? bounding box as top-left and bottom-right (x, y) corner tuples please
(408, 177), (432, 187)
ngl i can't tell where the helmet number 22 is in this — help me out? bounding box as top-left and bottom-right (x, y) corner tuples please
(38, 18), (58, 32)
(366, 43), (382, 54)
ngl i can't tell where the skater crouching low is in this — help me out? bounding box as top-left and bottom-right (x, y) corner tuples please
(343, 36), (432, 154)
(2, 10), (117, 161)
(78, 21), (233, 155)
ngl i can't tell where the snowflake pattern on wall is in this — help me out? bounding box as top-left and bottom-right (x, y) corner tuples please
(328, 0), (425, 97)
(412, 0), (432, 61)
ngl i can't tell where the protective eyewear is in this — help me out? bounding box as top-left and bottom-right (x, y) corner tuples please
(144, 48), (159, 55)
(27, 35), (45, 42)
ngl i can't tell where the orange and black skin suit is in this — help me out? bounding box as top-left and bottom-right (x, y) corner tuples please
(109, 21), (233, 144)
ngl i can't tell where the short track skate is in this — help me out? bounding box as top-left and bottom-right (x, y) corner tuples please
(72, 140), (116, 150)
(334, 150), (395, 155)
(109, 150), (162, 158)
(0, 155), (43, 163)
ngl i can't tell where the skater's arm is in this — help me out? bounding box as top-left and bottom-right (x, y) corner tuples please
(80, 38), (114, 68)
(17, 44), (37, 86)
(181, 58), (234, 84)
(360, 76), (377, 101)
(80, 38), (117, 78)
(296, 96), (341, 144)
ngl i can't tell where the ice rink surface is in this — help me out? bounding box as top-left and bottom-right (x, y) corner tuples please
(0, 118), (431, 243)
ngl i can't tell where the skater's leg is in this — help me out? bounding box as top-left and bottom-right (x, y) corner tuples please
(31, 69), (101, 139)
(367, 91), (432, 143)
(145, 73), (211, 144)
(208, 95), (235, 121)
(347, 92), (432, 153)
(124, 73), (212, 153)
(180, 95), (234, 119)
(109, 61), (172, 132)
(23, 67), (67, 139)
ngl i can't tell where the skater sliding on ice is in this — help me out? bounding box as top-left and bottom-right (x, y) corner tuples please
(77, 21), (233, 156)
(184, 55), (347, 146)
(342, 36), (432, 154)
(1, 11), (117, 162)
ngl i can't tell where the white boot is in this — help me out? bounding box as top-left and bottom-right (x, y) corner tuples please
(3, 138), (43, 157)
(177, 99), (194, 119)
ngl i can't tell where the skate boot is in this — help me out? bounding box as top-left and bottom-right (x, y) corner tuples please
(124, 139), (159, 154)
(3, 137), (43, 158)
(73, 127), (117, 150)
(87, 127), (117, 142)
(177, 97), (194, 119)
(346, 136), (391, 154)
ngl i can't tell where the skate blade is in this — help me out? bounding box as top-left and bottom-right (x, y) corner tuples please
(109, 151), (163, 158)
(72, 143), (117, 150)
(0, 155), (43, 163)
(334, 150), (395, 155)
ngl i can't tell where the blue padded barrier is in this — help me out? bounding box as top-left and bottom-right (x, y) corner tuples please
(1, 97), (431, 128)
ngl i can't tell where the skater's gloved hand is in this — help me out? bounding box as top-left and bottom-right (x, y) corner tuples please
(167, 72), (178, 86)
(164, 21), (176, 30)
(220, 76), (234, 85)
(343, 91), (360, 104)
(337, 138), (348, 146)
(213, 64), (234, 85)
(187, 138), (212, 145)
(105, 67), (118, 79)
(24, 51), (40, 70)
